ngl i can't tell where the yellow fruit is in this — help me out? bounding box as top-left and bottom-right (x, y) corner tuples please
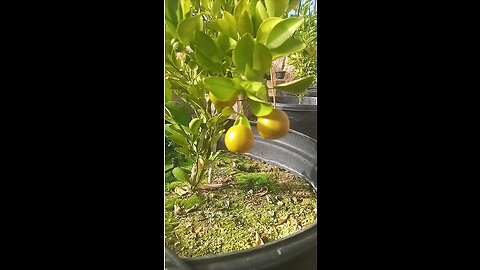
(257, 109), (290, 140)
(209, 92), (237, 109)
(224, 125), (254, 153)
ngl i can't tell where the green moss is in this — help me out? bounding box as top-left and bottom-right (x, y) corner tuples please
(235, 173), (272, 190)
(165, 196), (179, 210)
(165, 150), (317, 258)
(180, 194), (202, 209)
(166, 181), (190, 191)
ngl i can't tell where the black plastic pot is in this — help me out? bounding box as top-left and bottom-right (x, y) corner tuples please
(275, 96), (317, 140)
(166, 124), (317, 270)
(275, 71), (286, 79)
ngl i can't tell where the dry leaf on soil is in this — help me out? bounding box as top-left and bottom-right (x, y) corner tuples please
(174, 186), (190, 196)
(255, 231), (264, 246)
(277, 213), (290, 225)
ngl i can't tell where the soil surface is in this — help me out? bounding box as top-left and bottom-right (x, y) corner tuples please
(165, 150), (317, 258)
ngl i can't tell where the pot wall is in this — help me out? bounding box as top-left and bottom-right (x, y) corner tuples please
(275, 96), (317, 140)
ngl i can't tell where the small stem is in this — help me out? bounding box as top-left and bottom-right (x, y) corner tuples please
(207, 166), (213, 184)
(190, 162), (196, 186)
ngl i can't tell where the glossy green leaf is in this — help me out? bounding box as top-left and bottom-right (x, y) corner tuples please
(216, 33), (237, 56)
(182, 0), (191, 16)
(187, 85), (200, 96)
(253, 1), (268, 33)
(165, 101), (192, 126)
(266, 17), (304, 49)
(256, 17), (282, 45)
(172, 167), (190, 182)
(286, 0), (302, 13)
(177, 15), (203, 46)
(265, 0), (288, 17)
(211, 12), (238, 40)
(233, 33), (254, 75)
(212, 0), (222, 16)
(165, 0), (183, 38)
(169, 123), (190, 137)
(195, 49), (222, 73)
(194, 31), (222, 73)
(234, 114), (252, 129)
(200, 0), (211, 9)
(238, 11), (254, 36)
(189, 118), (202, 134)
(195, 31), (220, 62)
(247, 98), (273, 117)
(270, 37), (306, 60)
(221, 107), (236, 117)
(256, 1), (269, 20)
(252, 43), (272, 77)
(241, 81), (268, 101)
(234, 0), (249, 23)
(175, 147), (191, 157)
(165, 80), (172, 102)
(223, 12), (238, 39)
(203, 77), (239, 101)
(166, 133), (189, 148)
(211, 130), (225, 147)
(245, 64), (262, 81)
(275, 76), (314, 94)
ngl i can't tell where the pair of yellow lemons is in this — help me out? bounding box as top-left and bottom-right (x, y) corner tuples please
(209, 93), (290, 154)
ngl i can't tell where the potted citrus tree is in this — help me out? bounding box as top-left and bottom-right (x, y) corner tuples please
(165, 0), (317, 268)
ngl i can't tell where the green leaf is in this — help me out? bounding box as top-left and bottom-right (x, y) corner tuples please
(211, 130), (225, 147)
(177, 15), (203, 46)
(275, 76), (314, 94)
(253, 1), (268, 33)
(194, 31), (222, 73)
(175, 147), (191, 157)
(247, 97), (273, 117)
(233, 33), (254, 75)
(265, 0), (288, 17)
(166, 133), (189, 148)
(200, 0), (211, 9)
(238, 11), (254, 36)
(234, 114), (252, 129)
(195, 31), (220, 62)
(270, 37), (306, 60)
(223, 12), (238, 39)
(167, 123), (190, 138)
(221, 107), (236, 117)
(203, 77), (239, 101)
(165, 101), (192, 126)
(286, 0), (302, 13)
(252, 43), (272, 77)
(165, 0), (183, 38)
(241, 81), (268, 101)
(216, 33), (237, 56)
(234, 0), (249, 23)
(172, 167), (190, 182)
(245, 64), (262, 81)
(211, 12), (238, 40)
(256, 17), (282, 45)
(189, 118), (202, 134)
(266, 17), (304, 49)
(255, 1), (269, 21)
(195, 52), (221, 72)
(165, 80), (172, 102)
(187, 85), (200, 96)
(182, 0), (191, 16)
(212, 0), (222, 16)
